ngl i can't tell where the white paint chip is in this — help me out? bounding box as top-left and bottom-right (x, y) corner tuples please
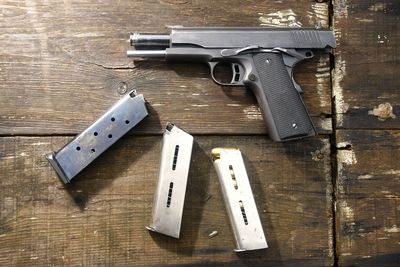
(191, 104), (209, 107)
(377, 34), (390, 44)
(310, 3), (328, 28)
(320, 118), (332, 132)
(338, 150), (357, 165)
(316, 57), (330, 107)
(384, 225), (399, 233)
(332, 54), (348, 127)
(243, 105), (262, 120)
(335, 0), (349, 19)
(368, 3), (387, 12)
(259, 9), (302, 27)
(358, 174), (373, 179)
(340, 200), (354, 222)
(73, 32), (104, 38)
(383, 169), (400, 175)
(337, 141), (351, 149)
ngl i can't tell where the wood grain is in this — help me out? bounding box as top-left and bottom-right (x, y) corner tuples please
(335, 130), (400, 266)
(0, 0), (332, 135)
(333, 1), (400, 265)
(333, 0), (400, 129)
(0, 135), (333, 266)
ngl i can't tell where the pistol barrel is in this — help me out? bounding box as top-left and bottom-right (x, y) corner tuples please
(130, 33), (170, 48)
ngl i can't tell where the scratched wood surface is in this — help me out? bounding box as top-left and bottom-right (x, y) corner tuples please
(333, 0), (399, 129)
(0, 136), (333, 266)
(0, 0), (332, 135)
(0, 1), (335, 265)
(333, 0), (400, 266)
(335, 130), (400, 266)
(10, 0), (400, 266)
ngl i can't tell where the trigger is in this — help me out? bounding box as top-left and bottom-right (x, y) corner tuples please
(230, 63), (244, 85)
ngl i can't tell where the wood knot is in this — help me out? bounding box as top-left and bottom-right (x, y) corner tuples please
(368, 103), (396, 121)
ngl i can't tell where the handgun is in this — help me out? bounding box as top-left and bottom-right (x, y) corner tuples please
(127, 27), (336, 142)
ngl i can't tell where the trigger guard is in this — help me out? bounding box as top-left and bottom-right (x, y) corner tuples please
(209, 62), (244, 86)
(208, 62), (230, 86)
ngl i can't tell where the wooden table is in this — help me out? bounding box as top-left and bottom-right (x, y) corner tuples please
(0, 0), (398, 266)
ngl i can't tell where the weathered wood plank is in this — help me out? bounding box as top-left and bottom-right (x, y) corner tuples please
(0, 0), (332, 135)
(333, 0), (400, 129)
(333, 1), (400, 265)
(335, 130), (400, 266)
(0, 135), (333, 266)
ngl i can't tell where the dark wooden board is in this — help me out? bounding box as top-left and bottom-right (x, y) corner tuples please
(335, 130), (400, 266)
(2, 0), (400, 265)
(333, 0), (400, 129)
(0, 135), (333, 266)
(333, 1), (400, 265)
(0, 0), (332, 135)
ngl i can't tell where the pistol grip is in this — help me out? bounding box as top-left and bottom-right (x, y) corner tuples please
(248, 52), (315, 142)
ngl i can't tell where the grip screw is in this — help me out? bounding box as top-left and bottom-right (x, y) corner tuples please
(292, 123), (298, 129)
(248, 73), (256, 81)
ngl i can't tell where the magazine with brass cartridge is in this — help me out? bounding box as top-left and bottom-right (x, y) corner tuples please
(146, 123), (193, 238)
(47, 90), (148, 183)
(211, 147), (268, 252)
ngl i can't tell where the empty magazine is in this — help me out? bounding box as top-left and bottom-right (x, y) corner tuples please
(146, 123), (193, 238)
(47, 90), (148, 183)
